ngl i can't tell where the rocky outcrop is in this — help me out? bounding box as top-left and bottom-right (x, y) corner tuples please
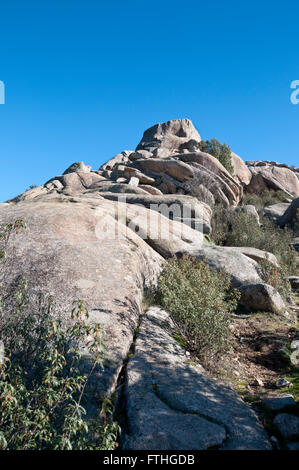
(264, 203), (291, 221)
(246, 163), (299, 198)
(0, 197), (163, 400)
(7, 119), (245, 210)
(136, 118), (201, 154)
(98, 193), (213, 235)
(246, 160), (299, 178)
(231, 152), (252, 186)
(278, 197), (299, 229)
(123, 307), (271, 450)
(179, 152), (242, 206)
(2, 117), (298, 450)
(63, 161), (92, 174)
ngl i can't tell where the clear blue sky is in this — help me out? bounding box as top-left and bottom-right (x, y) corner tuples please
(0, 1), (299, 202)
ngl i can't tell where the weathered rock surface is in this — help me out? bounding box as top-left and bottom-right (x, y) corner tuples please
(123, 307), (271, 450)
(229, 246), (279, 267)
(6, 119), (246, 210)
(231, 152), (252, 186)
(246, 163), (299, 198)
(100, 151), (132, 171)
(273, 413), (299, 440)
(98, 193), (213, 235)
(0, 198), (163, 400)
(238, 283), (286, 314)
(264, 203), (291, 221)
(191, 245), (263, 287)
(97, 183), (149, 195)
(262, 395), (296, 412)
(63, 161), (92, 174)
(179, 151), (242, 205)
(3, 118), (299, 450)
(136, 118), (201, 154)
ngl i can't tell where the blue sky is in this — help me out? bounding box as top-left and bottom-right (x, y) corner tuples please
(0, 1), (298, 202)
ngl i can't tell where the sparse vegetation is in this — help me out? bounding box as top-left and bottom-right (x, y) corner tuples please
(0, 221), (120, 450)
(211, 207), (296, 275)
(199, 138), (234, 175)
(259, 259), (292, 301)
(156, 255), (240, 368)
(243, 189), (291, 214)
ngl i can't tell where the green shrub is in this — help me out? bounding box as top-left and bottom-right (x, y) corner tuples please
(242, 189), (291, 214)
(199, 138), (234, 175)
(0, 221), (120, 450)
(156, 255), (240, 368)
(211, 208), (296, 274)
(258, 259), (292, 301)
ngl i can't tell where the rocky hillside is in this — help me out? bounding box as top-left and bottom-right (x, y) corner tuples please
(0, 118), (298, 450)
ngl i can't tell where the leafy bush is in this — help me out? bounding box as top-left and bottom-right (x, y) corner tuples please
(211, 207), (296, 274)
(199, 138), (234, 175)
(258, 259), (292, 301)
(0, 221), (120, 450)
(243, 189), (291, 214)
(156, 255), (240, 367)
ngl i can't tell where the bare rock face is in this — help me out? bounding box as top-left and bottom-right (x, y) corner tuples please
(246, 163), (299, 198)
(190, 245), (263, 288)
(63, 161), (92, 174)
(231, 152), (252, 186)
(0, 197), (163, 399)
(100, 151), (133, 171)
(123, 307), (271, 450)
(238, 283), (286, 314)
(97, 193), (213, 236)
(136, 118), (201, 154)
(180, 152), (242, 206)
(264, 203), (291, 221)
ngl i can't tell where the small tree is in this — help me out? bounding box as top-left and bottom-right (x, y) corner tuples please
(199, 138), (234, 175)
(156, 255), (240, 368)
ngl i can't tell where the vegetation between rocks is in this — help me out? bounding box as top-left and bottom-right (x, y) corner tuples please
(211, 207), (296, 275)
(156, 255), (240, 368)
(199, 138), (234, 175)
(243, 189), (291, 213)
(0, 221), (120, 450)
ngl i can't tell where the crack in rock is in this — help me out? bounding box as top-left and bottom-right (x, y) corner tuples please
(122, 306), (272, 450)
